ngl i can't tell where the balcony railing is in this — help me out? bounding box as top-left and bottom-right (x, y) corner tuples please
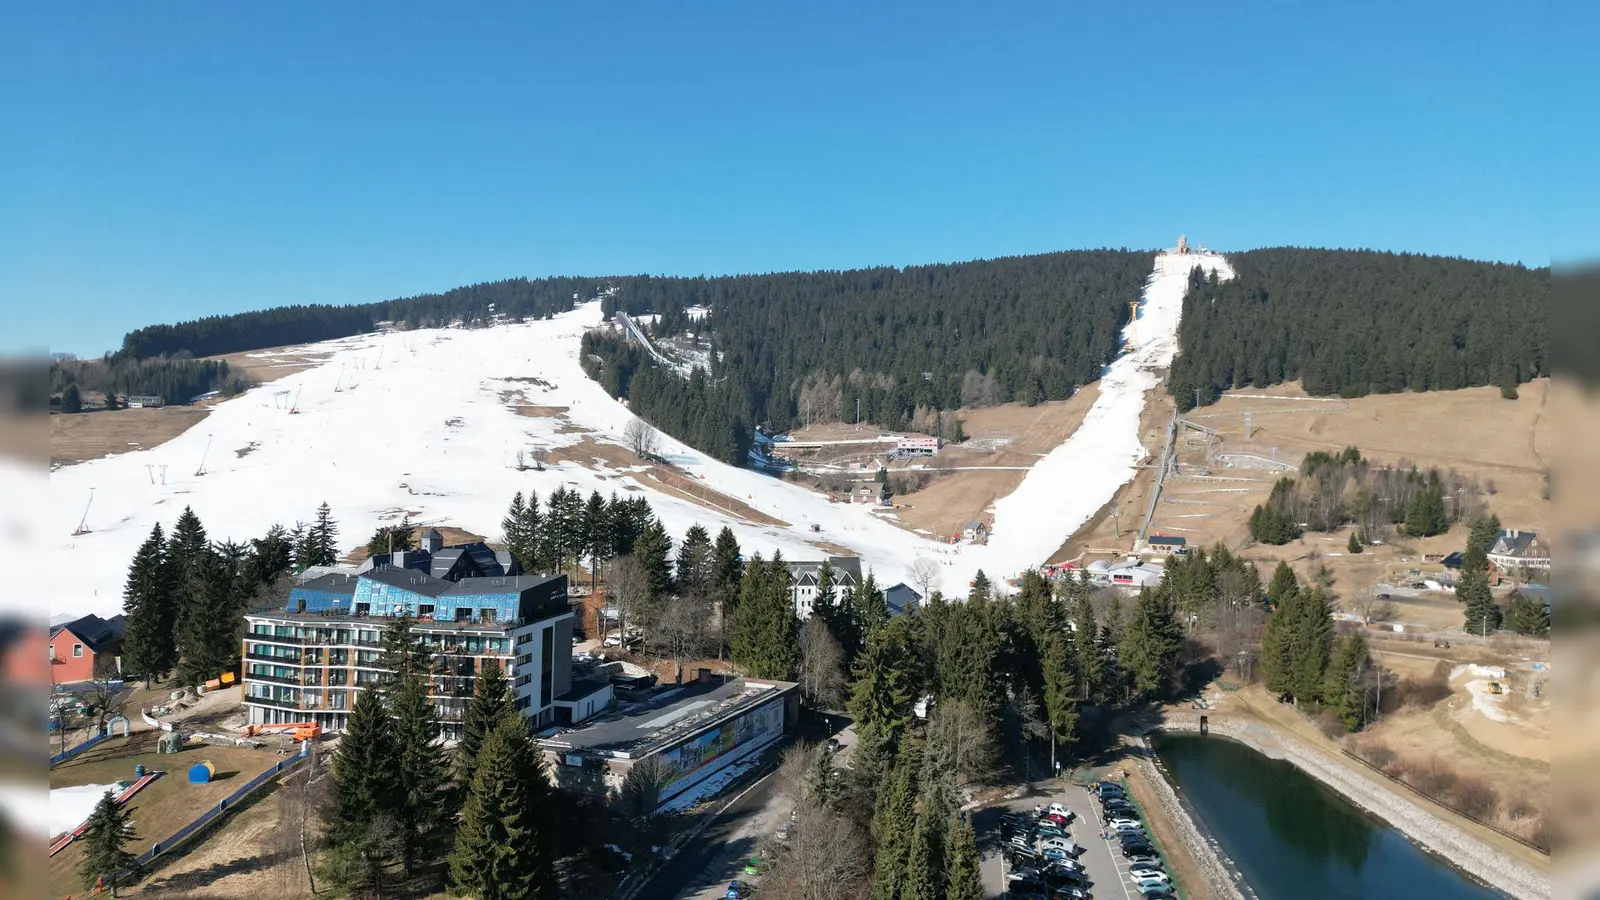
(245, 651), (300, 664)
(244, 671), (308, 687)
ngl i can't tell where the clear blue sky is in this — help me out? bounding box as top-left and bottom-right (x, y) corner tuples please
(2, 2), (1577, 356)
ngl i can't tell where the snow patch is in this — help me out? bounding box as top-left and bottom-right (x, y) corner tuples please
(47, 783), (121, 838)
(1452, 664), (1511, 723)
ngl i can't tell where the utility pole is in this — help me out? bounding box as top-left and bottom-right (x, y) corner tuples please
(856, 398), (861, 430)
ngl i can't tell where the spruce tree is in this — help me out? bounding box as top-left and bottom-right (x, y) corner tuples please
(325, 686), (401, 892)
(944, 818), (983, 900)
(377, 612), (433, 683)
(1267, 562), (1300, 609)
(847, 623), (916, 751)
(676, 524), (713, 598)
(1071, 590), (1102, 702)
(121, 523), (176, 687)
(1324, 634), (1370, 731)
(1506, 592), (1550, 637)
(459, 659), (510, 788)
(1292, 589), (1335, 706)
(245, 523), (294, 586)
(1121, 587), (1181, 701)
(1347, 531), (1363, 554)
(62, 383), (82, 413)
(635, 518), (675, 600)
(306, 501), (340, 566)
(502, 492), (529, 566)
(583, 490), (612, 585)
(1404, 485), (1448, 537)
(868, 752), (918, 900)
(901, 809), (940, 900)
(391, 673), (450, 874)
(517, 492), (544, 572)
(103, 388), (119, 410)
(853, 572), (889, 635)
(176, 547), (242, 685)
(1041, 634), (1079, 756)
(1463, 587), (1503, 636)
(448, 715), (559, 900)
(78, 790), (139, 896)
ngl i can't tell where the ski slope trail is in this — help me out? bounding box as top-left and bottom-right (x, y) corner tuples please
(48, 249), (1230, 620)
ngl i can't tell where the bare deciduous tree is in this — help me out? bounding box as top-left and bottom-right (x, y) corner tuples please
(797, 617), (847, 710)
(907, 557), (941, 603)
(760, 796), (872, 900)
(656, 595), (709, 684)
(624, 418), (661, 459)
(927, 699), (998, 786)
(608, 555), (650, 647)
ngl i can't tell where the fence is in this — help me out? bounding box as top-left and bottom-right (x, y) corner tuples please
(50, 728), (109, 767)
(133, 745), (311, 868)
(1339, 747), (1548, 856)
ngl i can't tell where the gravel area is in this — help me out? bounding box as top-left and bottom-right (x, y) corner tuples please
(1152, 714), (1550, 900)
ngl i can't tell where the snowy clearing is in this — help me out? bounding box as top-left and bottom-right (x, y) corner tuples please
(48, 249), (1230, 620)
(47, 783), (120, 838)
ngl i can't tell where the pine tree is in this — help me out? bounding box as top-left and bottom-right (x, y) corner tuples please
(968, 570), (992, 604)
(459, 659), (511, 788)
(853, 572), (889, 635)
(1404, 485), (1448, 537)
(121, 524), (176, 687)
(391, 673), (450, 874)
(944, 819), (983, 900)
(675, 524), (713, 598)
(1292, 589), (1335, 706)
(306, 501), (340, 566)
(325, 686), (401, 892)
(62, 383), (82, 413)
(1463, 582), (1502, 636)
(803, 744), (844, 809)
(582, 490), (612, 585)
(1506, 592), (1550, 637)
(517, 493), (544, 572)
(729, 555), (800, 679)
(1324, 634), (1370, 731)
(103, 388), (119, 410)
(77, 790), (139, 896)
(448, 715), (559, 900)
(1468, 514), (1503, 559)
(848, 622), (916, 753)
(1347, 531), (1363, 554)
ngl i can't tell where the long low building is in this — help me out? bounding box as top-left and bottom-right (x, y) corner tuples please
(537, 673), (798, 806)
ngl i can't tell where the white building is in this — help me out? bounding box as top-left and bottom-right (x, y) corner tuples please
(1487, 529), (1551, 573)
(785, 556), (865, 619)
(1086, 557), (1166, 593)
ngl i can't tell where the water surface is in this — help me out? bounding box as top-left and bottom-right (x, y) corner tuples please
(1152, 732), (1503, 899)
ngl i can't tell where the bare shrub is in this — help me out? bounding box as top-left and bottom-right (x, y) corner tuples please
(1410, 756), (1459, 796)
(1451, 776), (1500, 818)
(1393, 660), (1453, 710)
(1358, 742), (1396, 768)
(1526, 813), (1553, 853)
(1507, 798), (1536, 820)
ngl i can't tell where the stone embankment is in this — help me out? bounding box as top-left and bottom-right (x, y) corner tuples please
(1127, 735), (1249, 900)
(1153, 714), (1550, 900)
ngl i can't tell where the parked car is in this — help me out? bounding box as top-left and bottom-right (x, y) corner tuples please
(1138, 883), (1174, 898)
(1094, 782), (1127, 798)
(1042, 812), (1070, 826)
(1052, 886), (1092, 900)
(1108, 817), (1142, 829)
(1127, 853), (1162, 867)
(742, 856), (764, 875)
(1039, 837), (1079, 854)
(1008, 834), (1034, 851)
(1131, 870), (1171, 885)
(1035, 824), (1066, 839)
(1122, 842), (1156, 858)
(1047, 802), (1073, 818)
(1041, 847), (1070, 863)
(726, 880), (754, 899)
(1129, 862), (1165, 876)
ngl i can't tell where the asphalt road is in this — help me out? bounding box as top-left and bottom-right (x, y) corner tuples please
(660, 714), (857, 900)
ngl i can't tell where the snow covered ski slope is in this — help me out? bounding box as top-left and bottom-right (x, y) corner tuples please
(47, 248), (1230, 620)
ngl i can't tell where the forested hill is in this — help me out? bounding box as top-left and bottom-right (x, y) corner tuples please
(1168, 248), (1549, 409)
(581, 250), (1153, 460)
(119, 277), (610, 359)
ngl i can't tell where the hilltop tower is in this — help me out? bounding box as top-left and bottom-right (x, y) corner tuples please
(1177, 235), (1189, 255)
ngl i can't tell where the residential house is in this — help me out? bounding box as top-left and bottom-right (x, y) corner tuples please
(1487, 529), (1551, 574)
(883, 582), (922, 617)
(785, 556), (865, 620)
(48, 614), (126, 684)
(960, 520), (988, 543)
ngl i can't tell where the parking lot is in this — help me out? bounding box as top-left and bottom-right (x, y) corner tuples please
(971, 778), (1174, 899)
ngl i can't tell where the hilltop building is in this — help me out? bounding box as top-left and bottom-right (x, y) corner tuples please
(49, 614), (125, 684)
(1086, 557), (1165, 593)
(362, 527), (521, 581)
(1487, 529), (1550, 574)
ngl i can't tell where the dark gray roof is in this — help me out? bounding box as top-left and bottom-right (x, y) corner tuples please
(884, 582), (921, 616)
(296, 573), (360, 595)
(51, 614), (126, 654)
(554, 675), (613, 704)
(785, 556), (863, 584)
(362, 566), (456, 598)
(423, 527), (442, 539)
(1490, 530), (1542, 558)
(444, 574), (565, 597)
(541, 676), (794, 758)
(1148, 535), (1186, 545)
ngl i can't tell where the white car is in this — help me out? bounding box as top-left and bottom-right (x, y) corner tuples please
(1134, 875), (1173, 892)
(1039, 837), (1080, 855)
(1047, 803), (1073, 818)
(1108, 817), (1142, 829)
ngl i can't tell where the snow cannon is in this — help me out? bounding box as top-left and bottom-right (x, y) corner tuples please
(188, 760), (215, 784)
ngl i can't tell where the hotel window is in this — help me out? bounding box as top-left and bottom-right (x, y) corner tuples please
(540, 626), (553, 707)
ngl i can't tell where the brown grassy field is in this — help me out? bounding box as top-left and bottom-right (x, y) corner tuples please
(50, 731), (291, 897)
(51, 406), (211, 467)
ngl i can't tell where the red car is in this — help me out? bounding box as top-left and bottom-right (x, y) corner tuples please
(1042, 813), (1069, 826)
